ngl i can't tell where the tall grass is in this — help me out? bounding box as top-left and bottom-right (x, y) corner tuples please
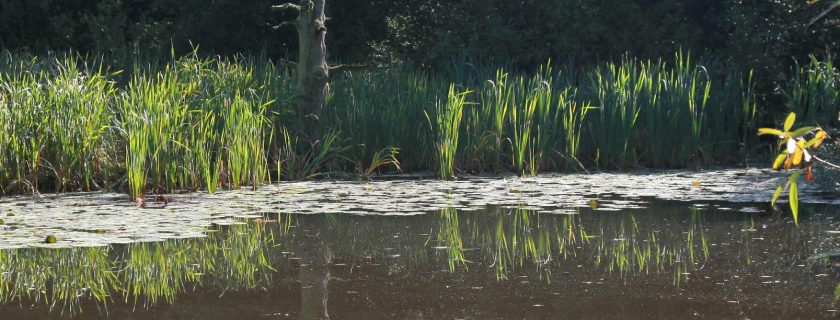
(0, 52), (286, 199)
(328, 68), (439, 171)
(0, 53), (119, 193)
(427, 85), (470, 180)
(582, 53), (755, 168)
(0, 50), (774, 196)
(787, 55), (839, 128)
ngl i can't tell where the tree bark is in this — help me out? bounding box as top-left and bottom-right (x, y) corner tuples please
(275, 0), (329, 140)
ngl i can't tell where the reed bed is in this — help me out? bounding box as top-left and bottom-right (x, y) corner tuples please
(786, 55), (839, 128)
(332, 53), (756, 177)
(0, 50), (791, 197)
(0, 52), (284, 199)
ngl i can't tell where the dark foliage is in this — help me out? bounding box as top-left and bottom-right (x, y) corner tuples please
(0, 0), (838, 118)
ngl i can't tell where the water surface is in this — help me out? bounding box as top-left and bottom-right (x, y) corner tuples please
(1, 200), (839, 319)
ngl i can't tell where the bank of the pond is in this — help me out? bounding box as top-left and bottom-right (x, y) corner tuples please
(0, 168), (833, 249)
(1, 51), (815, 199)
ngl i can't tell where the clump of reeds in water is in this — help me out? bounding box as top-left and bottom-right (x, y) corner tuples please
(0, 50), (769, 197)
(0, 52), (285, 199)
(330, 52), (755, 177)
(0, 52), (119, 193)
(786, 55), (839, 128)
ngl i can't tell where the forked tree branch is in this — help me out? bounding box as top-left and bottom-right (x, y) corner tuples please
(272, 3), (301, 12)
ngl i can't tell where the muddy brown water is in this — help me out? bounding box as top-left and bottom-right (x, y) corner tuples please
(1, 200), (840, 319)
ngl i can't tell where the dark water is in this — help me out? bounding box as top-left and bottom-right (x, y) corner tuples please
(2, 200), (840, 319)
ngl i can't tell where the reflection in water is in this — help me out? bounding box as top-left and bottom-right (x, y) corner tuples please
(455, 207), (708, 284)
(0, 201), (839, 318)
(0, 222), (279, 313)
(296, 215), (331, 320)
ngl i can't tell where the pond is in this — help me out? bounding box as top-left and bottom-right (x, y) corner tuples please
(1, 170), (839, 319)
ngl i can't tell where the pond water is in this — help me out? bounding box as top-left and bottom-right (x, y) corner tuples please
(1, 199), (840, 319)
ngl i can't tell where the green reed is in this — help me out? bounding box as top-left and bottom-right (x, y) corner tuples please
(787, 55), (839, 128)
(0, 51), (291, 198)
(328, 68), (439, 171)
(427, 85), (470, 180)
(0, 50), (773, 195)
(0, 53), (119, 193)
(583, 52), (755, 168)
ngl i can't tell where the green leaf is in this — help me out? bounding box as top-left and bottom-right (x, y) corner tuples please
(783, 113), (796, 133)
(788, 171), (801, 225)
(790, 181), (799, 225)
(757, 128), (784, 137)
(789, 126), (816, 138)
(772, 153), (787, 170)
(771, 183), (784, 207)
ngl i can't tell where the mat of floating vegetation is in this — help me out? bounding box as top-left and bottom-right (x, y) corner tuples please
(0, 168), (832, 249)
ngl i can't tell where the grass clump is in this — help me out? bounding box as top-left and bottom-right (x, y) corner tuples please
(427, 85), (470, 180)
(0, 49), (812, 196)
(787, 55), (839, 128)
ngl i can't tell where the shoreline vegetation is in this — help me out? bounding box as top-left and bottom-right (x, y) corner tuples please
(0, 50), (837, 199)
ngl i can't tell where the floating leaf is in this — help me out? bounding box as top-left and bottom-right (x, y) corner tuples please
(691, 181), (701, 187)
(588, 199), (599, 209)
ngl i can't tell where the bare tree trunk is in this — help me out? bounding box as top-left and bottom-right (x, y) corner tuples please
(274, 0), (329, 140)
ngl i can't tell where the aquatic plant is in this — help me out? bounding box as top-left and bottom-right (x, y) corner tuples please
(357, 146), (402, 180)
(427, 85), (471, 180)
(787, 55), (839, 128)
(0, 50), (766, 196)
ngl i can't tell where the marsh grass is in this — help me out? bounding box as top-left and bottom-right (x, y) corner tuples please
(787, 55), (839, 128)
(427, 85), (471, 180)
(0, 50), (773, 196)
(583, 53), (756, 168)
(0, 51), (287, 198)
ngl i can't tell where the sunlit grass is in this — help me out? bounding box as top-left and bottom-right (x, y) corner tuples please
(0, 49), (776, 195)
